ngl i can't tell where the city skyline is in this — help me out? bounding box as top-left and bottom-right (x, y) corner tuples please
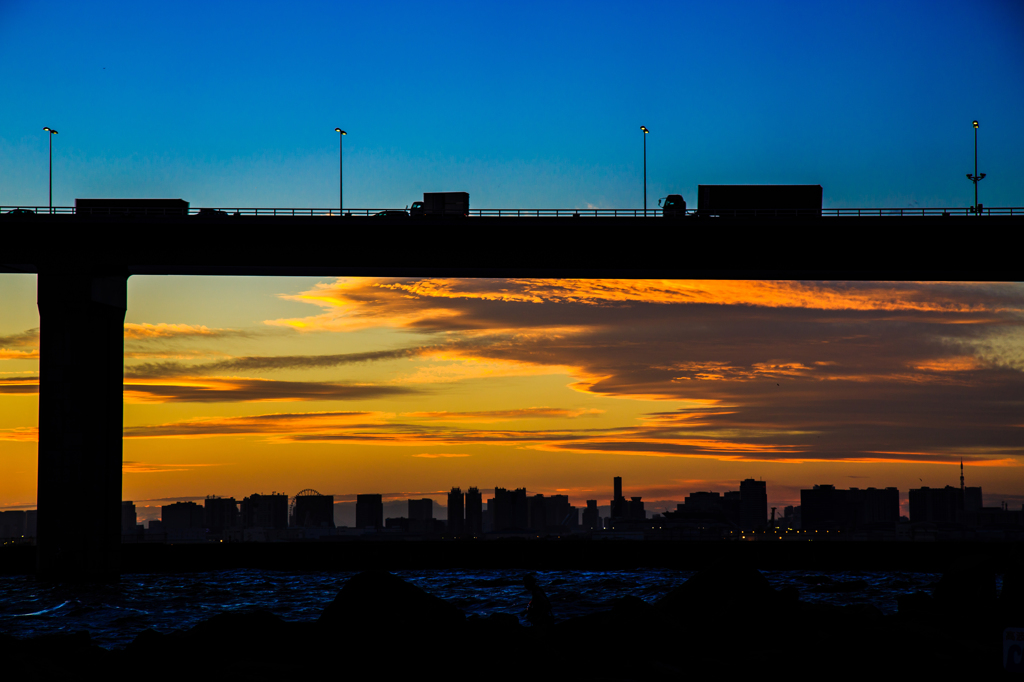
(2, 275), (1022, 521)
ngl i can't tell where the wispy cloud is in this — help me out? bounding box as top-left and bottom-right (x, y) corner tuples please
(123, 347), (426, 379)
(123, 323), (249, 340)
(122, 461), (231, 474)
(0, 377), (39, 394)
(0, 328), (39, 347)
(123, 377), (419, 403)
(0, 427), (38, 442)
(411, 453), (472, 458)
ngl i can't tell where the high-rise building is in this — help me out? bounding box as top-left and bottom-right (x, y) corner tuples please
(0, 510), (27, 540)
(528, 494), (547, 533)
(582, 500), (601, 531)
(292, 492), (335, 528)
(121, 501), (137, 535)
(203, 496), (240, 536)
(545, 494), (576, 530)
(162, 501), (205, 530)
(802, 485), (899, 530)
(241, 493), (289, 529)
(740, 479), (767, 530)
(356, 494), (384, 530)
(408, 498), (434, 534)
(491, 487), (528, 532)
(610, 476), (627, 520)
(909, 486), (968, 524)
(465, 487), (483, 536)
(447, 487), (465, 535)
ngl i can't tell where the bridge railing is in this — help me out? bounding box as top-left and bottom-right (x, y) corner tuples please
(3, 206), (1022, 217)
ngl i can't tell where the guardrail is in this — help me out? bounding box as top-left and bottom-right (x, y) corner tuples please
(3, 206), (1022, 217)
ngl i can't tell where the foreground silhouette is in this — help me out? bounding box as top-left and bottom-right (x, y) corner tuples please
(1, 557), (1020, 680)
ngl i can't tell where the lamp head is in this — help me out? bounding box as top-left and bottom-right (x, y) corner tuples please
(973, 121), (979, 128)
(335, 128), (347, 135)
(43, 127), (58, 134)
(641, 126), (649, 134)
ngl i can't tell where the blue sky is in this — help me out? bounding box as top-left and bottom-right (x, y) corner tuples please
(2, 0), (1021, 209)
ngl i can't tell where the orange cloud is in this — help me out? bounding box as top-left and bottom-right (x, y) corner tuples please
(272, 279), (1023, 330)
(411, 453), (472, 458)
(123, 461), (231, 473)
(122, 376), (416, 403)
(123, 410), (390, 438)
(0, 349), (38, 360)
(401, 408), (604, 422)
(124, 323), (244, 340)
(0, 427), (38, 442)
(0, 377), (38, 394)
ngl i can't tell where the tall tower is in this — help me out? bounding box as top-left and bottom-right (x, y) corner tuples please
(611, 476), (626, 519)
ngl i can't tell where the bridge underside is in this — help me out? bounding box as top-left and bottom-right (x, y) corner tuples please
(4, 213), (1020, 579)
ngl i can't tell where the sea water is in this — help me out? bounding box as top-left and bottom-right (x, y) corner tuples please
(0, 568), (951, 648)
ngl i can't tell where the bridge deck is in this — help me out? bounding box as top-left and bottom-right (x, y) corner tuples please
(4, 214), (1022, 280)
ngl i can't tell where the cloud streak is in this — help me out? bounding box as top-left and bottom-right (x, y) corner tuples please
(123, 377), (418, 403)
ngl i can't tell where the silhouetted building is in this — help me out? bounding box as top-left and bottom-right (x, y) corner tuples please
(740, 479), (767, 530)
(121, 501), (137, 535)
(241, 493), (289, 529)
(684, 491), (722, 513)
(909, 485), (981, 525)
(528, 494), (547, 533)
(292, 492), (335, 528)
(203, 496), (240, 537)
(802, 485), (899, 530)
(356, 494), (384, 530)
(448, 487), (465, 535)
(385, 516), (409, 532)
(0, 510), (27, 540)
(583, 500), (601, 531)
(465, 487), (483, 536)
(162, 501), (204, 530)
(408, 498), (434, 534)
(546, 494), (578, 531)
(628, 497), (645, 521)
(491, 487), (528, 532)
(610, 476), (627, 520)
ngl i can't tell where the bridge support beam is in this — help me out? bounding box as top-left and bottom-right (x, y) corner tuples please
(36, 269), (127, 580)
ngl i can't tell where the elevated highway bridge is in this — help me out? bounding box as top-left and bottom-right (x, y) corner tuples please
(3, 208), (1021, 579)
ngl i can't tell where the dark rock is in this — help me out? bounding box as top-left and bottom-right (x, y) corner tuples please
(896, 590), (935, 619)
(655, 559), (775, 617)
(318, 570), (465, 634)
(932, 555), (997, 611)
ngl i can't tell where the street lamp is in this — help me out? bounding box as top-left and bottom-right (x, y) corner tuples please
(640, 126), (649, 213)
(966, 120), (985, 215)
(334, 128), (347, 215)
(43, 127), (58, 214)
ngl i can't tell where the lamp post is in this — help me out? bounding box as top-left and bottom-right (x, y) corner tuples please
(334, 128), (347, 215)
(640, 126), (649, 214)
(966, 120), (985, 215)
(43, 127), (58, 214)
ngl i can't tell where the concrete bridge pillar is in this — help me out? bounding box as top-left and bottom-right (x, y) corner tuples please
(36, 269), (128, 580)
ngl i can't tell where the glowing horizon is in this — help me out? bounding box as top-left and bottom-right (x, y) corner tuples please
(1, 275), (1022, 524)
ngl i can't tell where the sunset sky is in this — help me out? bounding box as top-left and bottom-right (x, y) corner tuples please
(2, 0), (1022, 524)
(2, 275), (1022, 524)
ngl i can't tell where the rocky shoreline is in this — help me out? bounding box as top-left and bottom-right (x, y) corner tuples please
(2, 557), (1021, 679)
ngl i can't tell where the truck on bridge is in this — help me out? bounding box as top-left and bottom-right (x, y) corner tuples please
(696, 185), (822, 217)
(410, 192), (469, 217)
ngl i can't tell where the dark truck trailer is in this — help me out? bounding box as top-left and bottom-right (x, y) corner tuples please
(697, 185), (822, 217)
(75, 198), (190, 217)
(410, 192), (469, 217)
